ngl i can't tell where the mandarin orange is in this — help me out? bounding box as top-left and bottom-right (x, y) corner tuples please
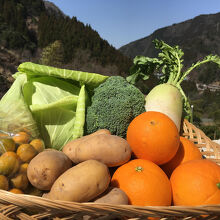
(111, 159), (172, 206)
(161, 136), (203, 177)
(170, 159), (220, 206)
(126, 111), (180, 165)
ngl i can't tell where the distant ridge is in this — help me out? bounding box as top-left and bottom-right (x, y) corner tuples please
(119, 12), (220, 83)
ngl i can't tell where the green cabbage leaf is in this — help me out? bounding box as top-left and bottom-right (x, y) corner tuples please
(0, 62), (108, 150)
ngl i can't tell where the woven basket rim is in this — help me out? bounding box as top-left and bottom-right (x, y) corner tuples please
(1, 189), (220, 217)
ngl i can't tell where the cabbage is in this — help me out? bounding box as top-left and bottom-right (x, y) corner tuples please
(0, 62), (108, 150)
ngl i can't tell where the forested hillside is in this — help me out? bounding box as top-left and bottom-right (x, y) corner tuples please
(0, 0), (132, 98)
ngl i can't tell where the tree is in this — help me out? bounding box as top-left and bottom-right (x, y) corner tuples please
(40, 40), (64, 67)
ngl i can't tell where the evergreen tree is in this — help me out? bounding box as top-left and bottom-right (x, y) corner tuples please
(40, 40), (64, 67)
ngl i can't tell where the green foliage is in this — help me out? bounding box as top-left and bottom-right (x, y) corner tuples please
(38, 13), (132, 75)
(198, 62), (220, 84)
(213, 109), (220, 122)
(19, 0), (45, 16)
(1, 30), (27, 49)
(189, 89), (220, 139)
(0, 0), (40, 51)
(199, 125), (220, 140)
(86, 76), (145, 138)
(181, 80), (198, 98)
(40, 40), (64, 67)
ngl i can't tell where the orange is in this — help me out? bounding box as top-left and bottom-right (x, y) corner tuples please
(126, 111), (180, 165)
(161, 136), (203, 177)
(170, 159), (220, 206)
(111, 159), (172, 206)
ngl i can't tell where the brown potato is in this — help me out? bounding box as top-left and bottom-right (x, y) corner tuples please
(62, 129), (111, 153)
(93, 187), (129, 205)
(27, 150), (72, 190)
(63, 134), (131, 167)
(43, 160), (110, 202)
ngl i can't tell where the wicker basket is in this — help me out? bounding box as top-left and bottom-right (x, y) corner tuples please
(0, 119), (220, 220)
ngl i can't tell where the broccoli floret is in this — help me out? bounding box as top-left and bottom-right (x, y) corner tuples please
(85, 76), (145, 138)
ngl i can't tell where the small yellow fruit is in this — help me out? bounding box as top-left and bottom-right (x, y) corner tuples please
(0, 139), (16, 154)
(9, 188), (23, 194)
(30, 139), (45, 153)
(17, 144), (38, 163)
(0, 152), (20, 176)
(0, 175), (9, 190)
(13, 131), (31, 144)
(19, 163), (29, 174)
(11, 173), (29, 190)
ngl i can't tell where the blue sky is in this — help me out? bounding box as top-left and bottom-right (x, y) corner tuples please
(48, 0), (220, 49)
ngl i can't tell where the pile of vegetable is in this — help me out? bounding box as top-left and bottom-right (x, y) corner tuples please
(27, 130), (131, 204)
(1, 39), (220, 211)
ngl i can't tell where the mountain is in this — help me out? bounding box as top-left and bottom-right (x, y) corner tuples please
(0, 0), (132, 98)
(119, 12), (220, 83)
(43, 1), (66, 17)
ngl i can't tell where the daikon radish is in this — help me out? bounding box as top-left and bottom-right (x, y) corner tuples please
(127, 39), (220, 131)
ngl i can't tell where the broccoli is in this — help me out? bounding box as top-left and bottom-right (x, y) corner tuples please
(85, 76), (145, 138)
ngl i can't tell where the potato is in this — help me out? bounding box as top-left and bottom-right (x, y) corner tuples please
(93, 187), (129, 205)
(43, 160), (110, 202)
(62, 129), (111, 153)
(63, 134), (131, 167)
(27, 149), (72, 190)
